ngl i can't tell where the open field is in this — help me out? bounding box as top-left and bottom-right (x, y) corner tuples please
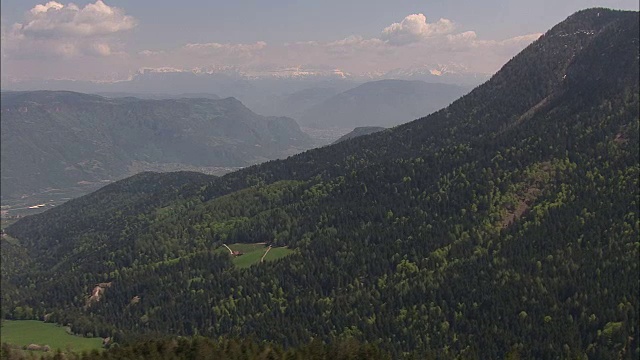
(233, 250), (266, 268)
(218, 243), (294, 269)
(0, 320), (103, 353)
(263, 247), (293, 262)
(227, 243), (266, 254)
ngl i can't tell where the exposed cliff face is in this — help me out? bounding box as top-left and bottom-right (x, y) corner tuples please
(86, 282), (112, 308)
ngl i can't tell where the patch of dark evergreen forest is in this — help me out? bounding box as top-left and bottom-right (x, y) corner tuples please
(0, 337), (391, 360)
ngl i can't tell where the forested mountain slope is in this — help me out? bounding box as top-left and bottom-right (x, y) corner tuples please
(0, 92), (311, 200)
(3, 9), (639, 359)
(332, 126), (387, 144)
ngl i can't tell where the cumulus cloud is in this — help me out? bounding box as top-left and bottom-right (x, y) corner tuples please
(30, 1), (64, 15)
(3, 0), (136, 59)
(20, 0), (136, 38)
(2, 7), (543, 83)
(447, 31), (478, 43)
(274, 14), (542, 77)
(381, 14), (455, 45)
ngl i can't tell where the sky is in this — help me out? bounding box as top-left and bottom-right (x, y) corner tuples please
(1, 0), (638, 84)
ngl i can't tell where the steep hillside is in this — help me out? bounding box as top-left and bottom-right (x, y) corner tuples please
(3, 9), (639, 359)
(0, 92), (312, 201)
(298, 79), (468, 128)
(332, 126), (387, 144)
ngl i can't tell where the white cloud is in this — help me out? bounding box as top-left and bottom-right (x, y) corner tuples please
(240, 13), (542, 78)
(3, 1), (136, 59)
(447, 31), (478, 43)
(381, 14), (456, 45)
(1, 8), (543, 83)
(20, 0), (136, 38)
(30, 1), (64, 15)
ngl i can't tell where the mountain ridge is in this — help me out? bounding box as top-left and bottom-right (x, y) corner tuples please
(0, 91), (312, 202)
(332, 126), (387, 144)
(298, 79), (468, 128)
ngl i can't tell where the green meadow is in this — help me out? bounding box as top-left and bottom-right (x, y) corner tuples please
(263, 247), (294, 262)
(219, 243), (293, 269)
(0, 320), (103, 353)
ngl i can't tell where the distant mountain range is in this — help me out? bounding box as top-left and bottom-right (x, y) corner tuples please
(0, 91), (312, 200)
(95, 92), (221, 100)
(298, 80), (469, 128)
(381, 64), (491, 85)
(1, 64), (487, 120)
(2, 63), (488, 94)
(252, 87), (343, 119)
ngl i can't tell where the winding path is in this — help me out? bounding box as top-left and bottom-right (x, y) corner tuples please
(260, 245), (272, 263)
(222, 244), (233, 255)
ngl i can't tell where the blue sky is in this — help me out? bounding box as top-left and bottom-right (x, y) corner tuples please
(1, 0), (638, 83)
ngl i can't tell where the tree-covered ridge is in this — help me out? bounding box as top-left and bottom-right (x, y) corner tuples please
(332, 127), (387, 144)
(3, 8), (639, 359)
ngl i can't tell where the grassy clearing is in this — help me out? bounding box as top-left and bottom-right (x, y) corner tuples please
(229, 243), (266, 254)
(0, 320), (103, 353)
(263, 247), (293, 262)
(233, 250), (265, 268)
(218, 243), (293, 269)
(1, 234), (20, 246)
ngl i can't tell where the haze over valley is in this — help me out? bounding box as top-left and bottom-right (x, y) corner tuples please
(0, 77), (468, 216)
